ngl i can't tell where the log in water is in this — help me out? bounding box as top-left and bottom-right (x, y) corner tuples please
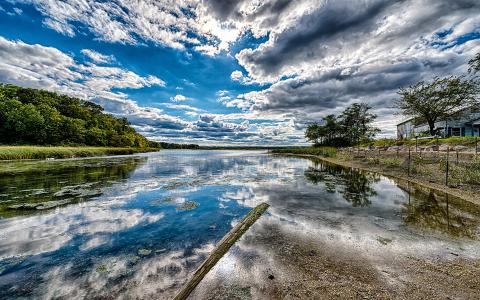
(174, 202), (270, 300)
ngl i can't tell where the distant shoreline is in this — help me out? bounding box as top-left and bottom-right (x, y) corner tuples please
(0, 146), (160, 161)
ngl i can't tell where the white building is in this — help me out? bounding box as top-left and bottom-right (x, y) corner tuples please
(397, 106), (480, 139)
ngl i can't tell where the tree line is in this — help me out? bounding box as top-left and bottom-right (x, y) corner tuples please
(305, 103), (380, 147)
(0, 84), (158, 148)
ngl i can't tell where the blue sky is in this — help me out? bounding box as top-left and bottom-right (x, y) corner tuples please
(0, 1), (479, 145)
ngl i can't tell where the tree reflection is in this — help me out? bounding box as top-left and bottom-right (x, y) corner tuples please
(0, 157), (146, 217)
(304, 159), (380, 207)
(402, 183), (480, 238)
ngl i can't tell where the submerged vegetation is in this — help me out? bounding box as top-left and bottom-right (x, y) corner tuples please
(0, 156), (144, 217)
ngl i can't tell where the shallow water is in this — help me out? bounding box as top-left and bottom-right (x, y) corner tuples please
(0, 150), (479, 299)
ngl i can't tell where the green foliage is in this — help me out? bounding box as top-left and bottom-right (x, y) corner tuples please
(0, 84), (155, 148)
(395, 76), (479, 135)
(271, 146), (337, 158)
(305, 103), (379, 147)
(364, 136), (479, 148)
(158, 142), (200, 149)
(447, 158), (480, 185)
(382, 158), (402, 168)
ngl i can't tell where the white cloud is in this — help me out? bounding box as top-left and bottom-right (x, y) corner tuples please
(5, 0), (480, 142)
(170, 94), (188, 102)
(230, 70), (243, 81)
(81, 49), (115, 63)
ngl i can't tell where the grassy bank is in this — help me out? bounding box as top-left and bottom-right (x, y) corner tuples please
(0, 146), (159, 160)
(362, 136), (479, 148)
(271, 146), (338, 157)
(271, 146), (480, 205)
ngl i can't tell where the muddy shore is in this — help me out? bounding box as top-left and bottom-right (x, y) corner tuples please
(192, 218), (480, 299)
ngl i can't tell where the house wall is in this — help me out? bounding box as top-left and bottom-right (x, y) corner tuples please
(396, 107), (480, 139)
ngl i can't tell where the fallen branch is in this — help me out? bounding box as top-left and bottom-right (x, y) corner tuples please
(174, 202), (270, 300)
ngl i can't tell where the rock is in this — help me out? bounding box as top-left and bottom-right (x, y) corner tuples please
(376, 236), (392, 245)
(387, 146), (401, 151)
(95, 265), (108, 274)
(424, 146), (434, 152)
(176, 201), (199, 211)
(453, 145), (469, 152)
(438, 144), (451, 151)
(138, 248), (152, 256)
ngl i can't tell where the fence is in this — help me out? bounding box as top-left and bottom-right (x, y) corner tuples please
(342, 146), (480, 188)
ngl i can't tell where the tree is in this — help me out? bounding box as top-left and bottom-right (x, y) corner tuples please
(304, 103), (379, 147)
(395, 76), (479, 136)
(305, 123), (320, 145)
(339, 103), (379, 145)
(0, 83), (159, 148)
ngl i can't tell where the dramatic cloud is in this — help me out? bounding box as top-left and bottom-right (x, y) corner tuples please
(230, 0), (480, 137)
(3, 0), (480, 142)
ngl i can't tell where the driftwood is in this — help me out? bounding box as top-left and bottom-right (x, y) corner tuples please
(174, 202), (270, 300)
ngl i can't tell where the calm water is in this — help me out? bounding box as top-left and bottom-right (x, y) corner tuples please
(0, 150), (479, 299)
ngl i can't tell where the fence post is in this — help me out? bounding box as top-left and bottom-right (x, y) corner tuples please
(408, 147), (411, 177)
(415, 136), (418, 153)
(445, 147), (449, 186)
(476, 137), (478, 156)
(456, 150), (459, 165)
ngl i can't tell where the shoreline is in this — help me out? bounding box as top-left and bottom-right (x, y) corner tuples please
(0, 146), (160, 161)
(273, 152), (480, 206)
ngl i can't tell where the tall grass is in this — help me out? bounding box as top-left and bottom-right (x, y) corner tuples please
(271, 146), (338, 158)
(0, 146), (159, 160)
(362, 136), (479, 148)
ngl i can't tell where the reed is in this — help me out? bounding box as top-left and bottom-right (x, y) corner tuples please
(0, 146), (159, 160)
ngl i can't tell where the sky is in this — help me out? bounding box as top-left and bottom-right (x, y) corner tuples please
(0, 0), (479, 146)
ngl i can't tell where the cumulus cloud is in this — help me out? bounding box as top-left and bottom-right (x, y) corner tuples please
(0, 37), (189, 136)
(0, 36), (165, 97)
(230, 70), (243, 81)
(5, 0), (480, 142)
(228, 0), (480, 137)
(170, 94), (188, 102)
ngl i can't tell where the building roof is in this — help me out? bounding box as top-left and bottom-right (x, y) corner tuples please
(396, 105), (480, 127)
(396, 117), (415, 126)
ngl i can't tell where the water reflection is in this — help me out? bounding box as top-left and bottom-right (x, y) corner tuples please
(0, 156), (146, 217)
(304, 159), (380, 207)
(0, 151), (479, 299)
(400, 181), (480, 238)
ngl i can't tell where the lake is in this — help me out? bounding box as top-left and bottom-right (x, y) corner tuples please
(0, 150), (479, 299)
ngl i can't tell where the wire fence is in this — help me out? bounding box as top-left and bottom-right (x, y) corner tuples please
(340, 147), (480, 188)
